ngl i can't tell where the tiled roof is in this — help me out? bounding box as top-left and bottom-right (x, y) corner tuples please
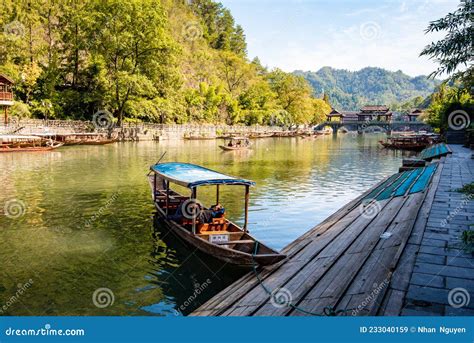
(361, 105), (389, 112)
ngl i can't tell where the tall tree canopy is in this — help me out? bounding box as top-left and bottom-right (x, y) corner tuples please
(0, 0), (328, 126)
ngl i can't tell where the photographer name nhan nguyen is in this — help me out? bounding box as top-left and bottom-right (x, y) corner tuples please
(418, 326), (466, 335)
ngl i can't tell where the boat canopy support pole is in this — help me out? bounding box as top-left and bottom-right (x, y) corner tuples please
(153, 174), (157, 201)
(216, 185), (220, 204)
(165, 180), (170, 218)
(244, 185), (249, 232)
(192, 187), (197, 235)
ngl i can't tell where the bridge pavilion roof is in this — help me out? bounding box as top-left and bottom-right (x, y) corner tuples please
(360, 105), (390, 113)
(409, 109), (423, 116)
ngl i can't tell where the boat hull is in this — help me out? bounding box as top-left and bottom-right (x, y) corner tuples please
(154, 205), (284, 266)
(184, 137), (216, 140)
(379, 140), (428, 151)
(0, 143), (63, 153)
(156, 206), (286, 267)
(149, 175), (285, 267)
(218, 145), (250, 151)
(74, 139), (117, 146)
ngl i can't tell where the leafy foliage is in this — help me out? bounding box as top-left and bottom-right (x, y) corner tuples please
(457, 182), (474, 196)
(420, 1), (473, 88)
(425, 84), (473, 129)
(0, 0), (328, 126)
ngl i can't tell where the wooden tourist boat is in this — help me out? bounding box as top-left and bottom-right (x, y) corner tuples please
(0, 135), (63, 153)
(314, 127), (332, 136)
(183, 133), (216, 140)
(248, 132), (273, 139)
(34, 133), (117, 146)
(219, 137), (251, 151)
(148, 162), (286, 266)
(379, 134), (439, 151)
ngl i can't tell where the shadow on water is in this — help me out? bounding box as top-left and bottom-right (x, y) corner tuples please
(144, 214), (247, 316)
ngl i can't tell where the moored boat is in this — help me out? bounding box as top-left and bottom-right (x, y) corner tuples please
(379, 133), (439, 151)
(148, 162), (286, 266)
(33, 133), (117, 146)
(0, 135), (63, 153)
(219, 137), (251, 151)
(183, 133), (216, 140)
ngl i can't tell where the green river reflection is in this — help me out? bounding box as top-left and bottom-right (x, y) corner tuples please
(0, 135), (413, 315)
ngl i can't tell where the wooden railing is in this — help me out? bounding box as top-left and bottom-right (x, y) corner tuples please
(0, 92), (13, 101)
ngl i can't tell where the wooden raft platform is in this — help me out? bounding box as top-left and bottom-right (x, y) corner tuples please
(191, 158), (446, 316)
(419, 143), (452, 161)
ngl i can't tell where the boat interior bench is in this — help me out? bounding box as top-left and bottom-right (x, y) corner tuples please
(197, 231), (247, 242)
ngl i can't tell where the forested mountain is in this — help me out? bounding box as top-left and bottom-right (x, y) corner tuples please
(294, 67), (441, 111)
(0, 0), (330, 125)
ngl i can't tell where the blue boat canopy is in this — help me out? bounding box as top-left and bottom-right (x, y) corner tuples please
(150, 162), (256, 188)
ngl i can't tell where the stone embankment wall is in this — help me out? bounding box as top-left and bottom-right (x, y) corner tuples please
(0, 119), (288, 141)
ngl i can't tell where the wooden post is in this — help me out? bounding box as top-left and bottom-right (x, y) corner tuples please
(3, 107), (7, 125)
(216, 185), (220, 204)
(192, 187), (197, 235)
(244, 185), (250, 232)
(165, 180), (170, 217)
(153, 174), (157, 201)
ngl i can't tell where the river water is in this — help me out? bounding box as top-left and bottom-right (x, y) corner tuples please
(0, 135), (413, 315)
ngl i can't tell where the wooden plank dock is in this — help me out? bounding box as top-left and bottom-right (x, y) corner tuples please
(191, 155), (450, 316)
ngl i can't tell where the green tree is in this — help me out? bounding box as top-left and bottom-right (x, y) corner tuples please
(91, 0), (178, 125)
(218, 51), (253, 96)
(420, 1), (473, 87)
(427, 84), (473, 129)
(311, 99), (331, 124)
(267, 69), (314, 126)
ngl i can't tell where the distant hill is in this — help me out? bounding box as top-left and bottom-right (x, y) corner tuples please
(294, 67), (440, 111)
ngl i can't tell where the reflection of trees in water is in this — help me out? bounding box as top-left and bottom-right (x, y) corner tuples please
(0, 136), (407, 315)
(147, 215), (246, 316)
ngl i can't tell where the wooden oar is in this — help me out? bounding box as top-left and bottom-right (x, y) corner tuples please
(147, 151), (167, 175)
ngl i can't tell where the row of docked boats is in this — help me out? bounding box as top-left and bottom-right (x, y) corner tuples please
(0, 133), (117, 153)
(184, 130), (323, 140)
(379, 132), (441, 151)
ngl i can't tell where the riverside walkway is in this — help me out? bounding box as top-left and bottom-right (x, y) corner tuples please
(191, 145), (474, 316)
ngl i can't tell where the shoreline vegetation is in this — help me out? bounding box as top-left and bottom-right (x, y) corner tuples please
(1, 0), (332, 127)
(0, 1), (472, 132)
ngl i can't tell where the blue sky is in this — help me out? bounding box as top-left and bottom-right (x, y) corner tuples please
(220, 0), (460, 76)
